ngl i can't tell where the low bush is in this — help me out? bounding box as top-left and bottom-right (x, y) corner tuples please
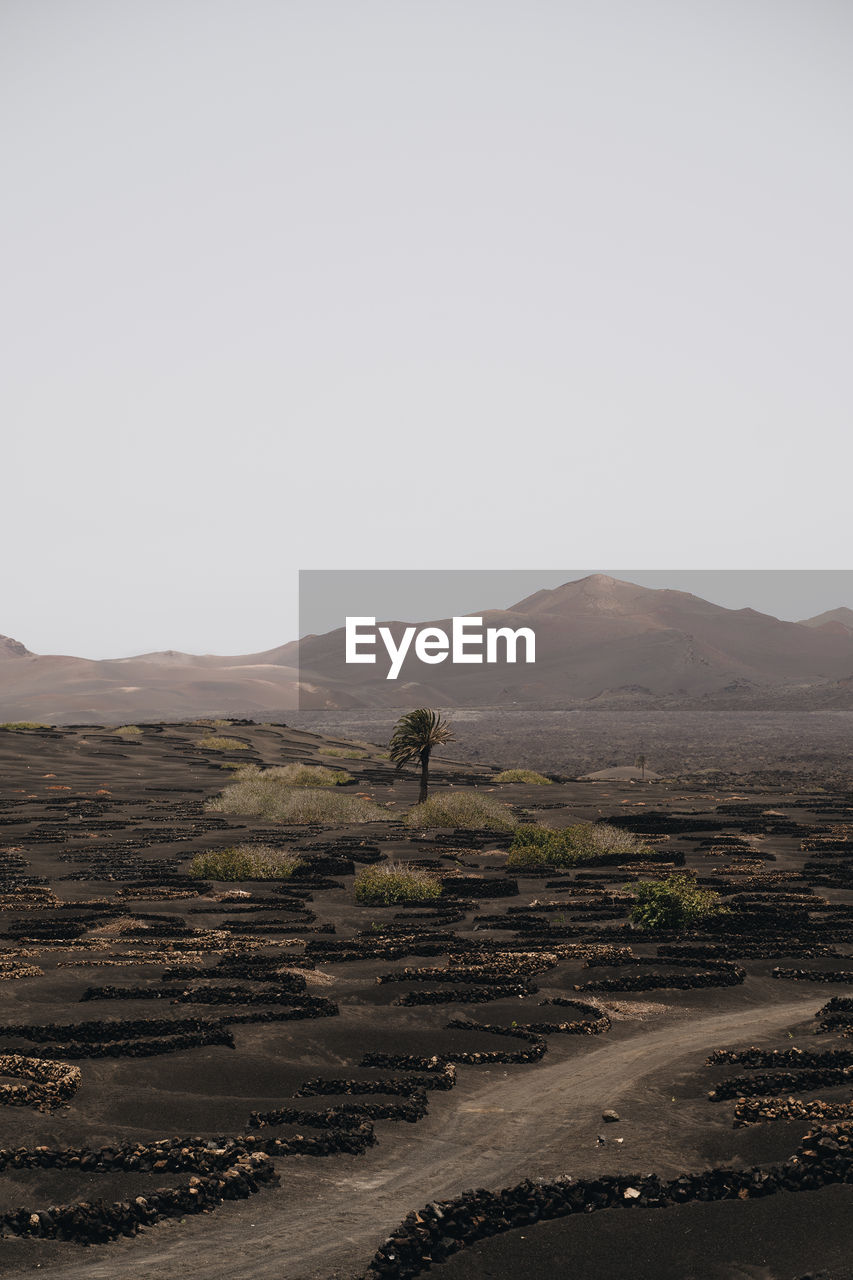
(114, 725), (142, 737)
(188, 846), (303, 881)
(493, 769), (553, 785)
(629, 874), (724, 930)
(235, 763), (352, 787)
(0, 722), (51, 731)
(354, 863), (442, 905)
(405, 791), (517, 831)
(197, 735), (250, 752)
(507, 821), (646, 868)
(207, 771), (388, 825)
(322, 747), (368, 759)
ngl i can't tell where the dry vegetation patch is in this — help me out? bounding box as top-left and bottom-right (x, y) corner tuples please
(406, 791), (517, 831)
(493, 769), (553, 785)
(354, 863), (443, 905)
(507, 821), (647, 868)
(197, 735), (250, 752)
(188, 845), (303, 881)
(207, 767), (388, 825)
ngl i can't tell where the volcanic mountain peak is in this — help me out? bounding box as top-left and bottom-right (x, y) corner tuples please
(0, 635), (32, 659)
(510, 574), (713, 619)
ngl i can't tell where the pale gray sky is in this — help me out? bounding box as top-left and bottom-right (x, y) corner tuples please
(3, 1), (852, 658)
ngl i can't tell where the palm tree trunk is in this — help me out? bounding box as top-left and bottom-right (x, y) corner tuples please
(418, 747), (431, 804)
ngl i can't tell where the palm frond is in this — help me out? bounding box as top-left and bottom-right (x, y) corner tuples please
(388, 708), (454, 768)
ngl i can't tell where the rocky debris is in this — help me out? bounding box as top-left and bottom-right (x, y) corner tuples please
(251, 1098), (429, 1128)
(439, 877), (519, 899)
(0, 1055), (81, 1110)
(532, 998), (612, 1034)
(734, 1096), (853, 1128)
(0, 1149), (278, 1242)
(395, 984), (532, 1006)
(659, 941), (842, 959)
(305, 937), (452, 964)
(81, 974), (307, 1001)
(10, 1030), (233, 1060)
(298, 1065), (458, 1098)
(707, 1046), (853, 1069)
(162, 955), (316, 980)
(773, 968), (853, 983)
(0, 960), (43, 980)
(709, 1068), (849, 1101)
(364, 1022), (546, 1069)
(363, 1123), (853, 1279)
(575, 963), (745, 993)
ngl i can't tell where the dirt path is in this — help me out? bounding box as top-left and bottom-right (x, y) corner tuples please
(32, 995), (819, 1280)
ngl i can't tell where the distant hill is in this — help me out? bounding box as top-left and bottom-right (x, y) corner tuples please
(2, 575), (852, 722)
(0, 637), (299, 724)
(798, 606), (853, 636)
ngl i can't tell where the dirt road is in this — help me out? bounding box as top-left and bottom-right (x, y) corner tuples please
(33, 995), (819, 1280)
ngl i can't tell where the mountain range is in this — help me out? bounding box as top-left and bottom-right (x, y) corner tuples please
(2, 575), (852, 723)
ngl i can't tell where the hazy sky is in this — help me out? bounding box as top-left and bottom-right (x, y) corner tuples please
(3, 1), (852, 658)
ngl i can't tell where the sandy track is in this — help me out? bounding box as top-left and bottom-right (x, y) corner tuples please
(34, 995), (819, 1280)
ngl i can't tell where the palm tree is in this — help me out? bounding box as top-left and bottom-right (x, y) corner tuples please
(389, 708), (455, 804)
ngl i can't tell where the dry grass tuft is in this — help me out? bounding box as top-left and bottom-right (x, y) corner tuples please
(188, 845), (303, 880)
(493, 769), (553, 785)
(507, 822), (647, 868)
(206, 769), (388, 826)
(406, 790), (517, 832)
(197, 735), (250, 752)
(354, 862), (442, 905)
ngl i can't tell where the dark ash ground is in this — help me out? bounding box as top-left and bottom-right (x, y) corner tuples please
(0, 722), (850, 1279)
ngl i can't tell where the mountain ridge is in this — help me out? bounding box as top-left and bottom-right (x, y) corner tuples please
(2, 575), (852, 721)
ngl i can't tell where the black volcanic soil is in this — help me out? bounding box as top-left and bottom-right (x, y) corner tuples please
(291, 705), (853, 790)
(0, 722), (850, 1279)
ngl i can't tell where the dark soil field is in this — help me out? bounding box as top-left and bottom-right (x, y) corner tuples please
(0, 722), (851, 1280)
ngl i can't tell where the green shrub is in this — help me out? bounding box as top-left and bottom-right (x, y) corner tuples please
(354, 862), (442, 905)
(188, 845), (303, 881)
(0, 722), (51, 731)
(197, 735), (250, 752)
(405, 790), (517, 831)
(322, 747), (368, 759)
(114, 725), (143, 737)
(206, 769), (388, 825)
(507, 821), (646, 868)
(493, 769), (553, 785)
(629, 875), (724, 931)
